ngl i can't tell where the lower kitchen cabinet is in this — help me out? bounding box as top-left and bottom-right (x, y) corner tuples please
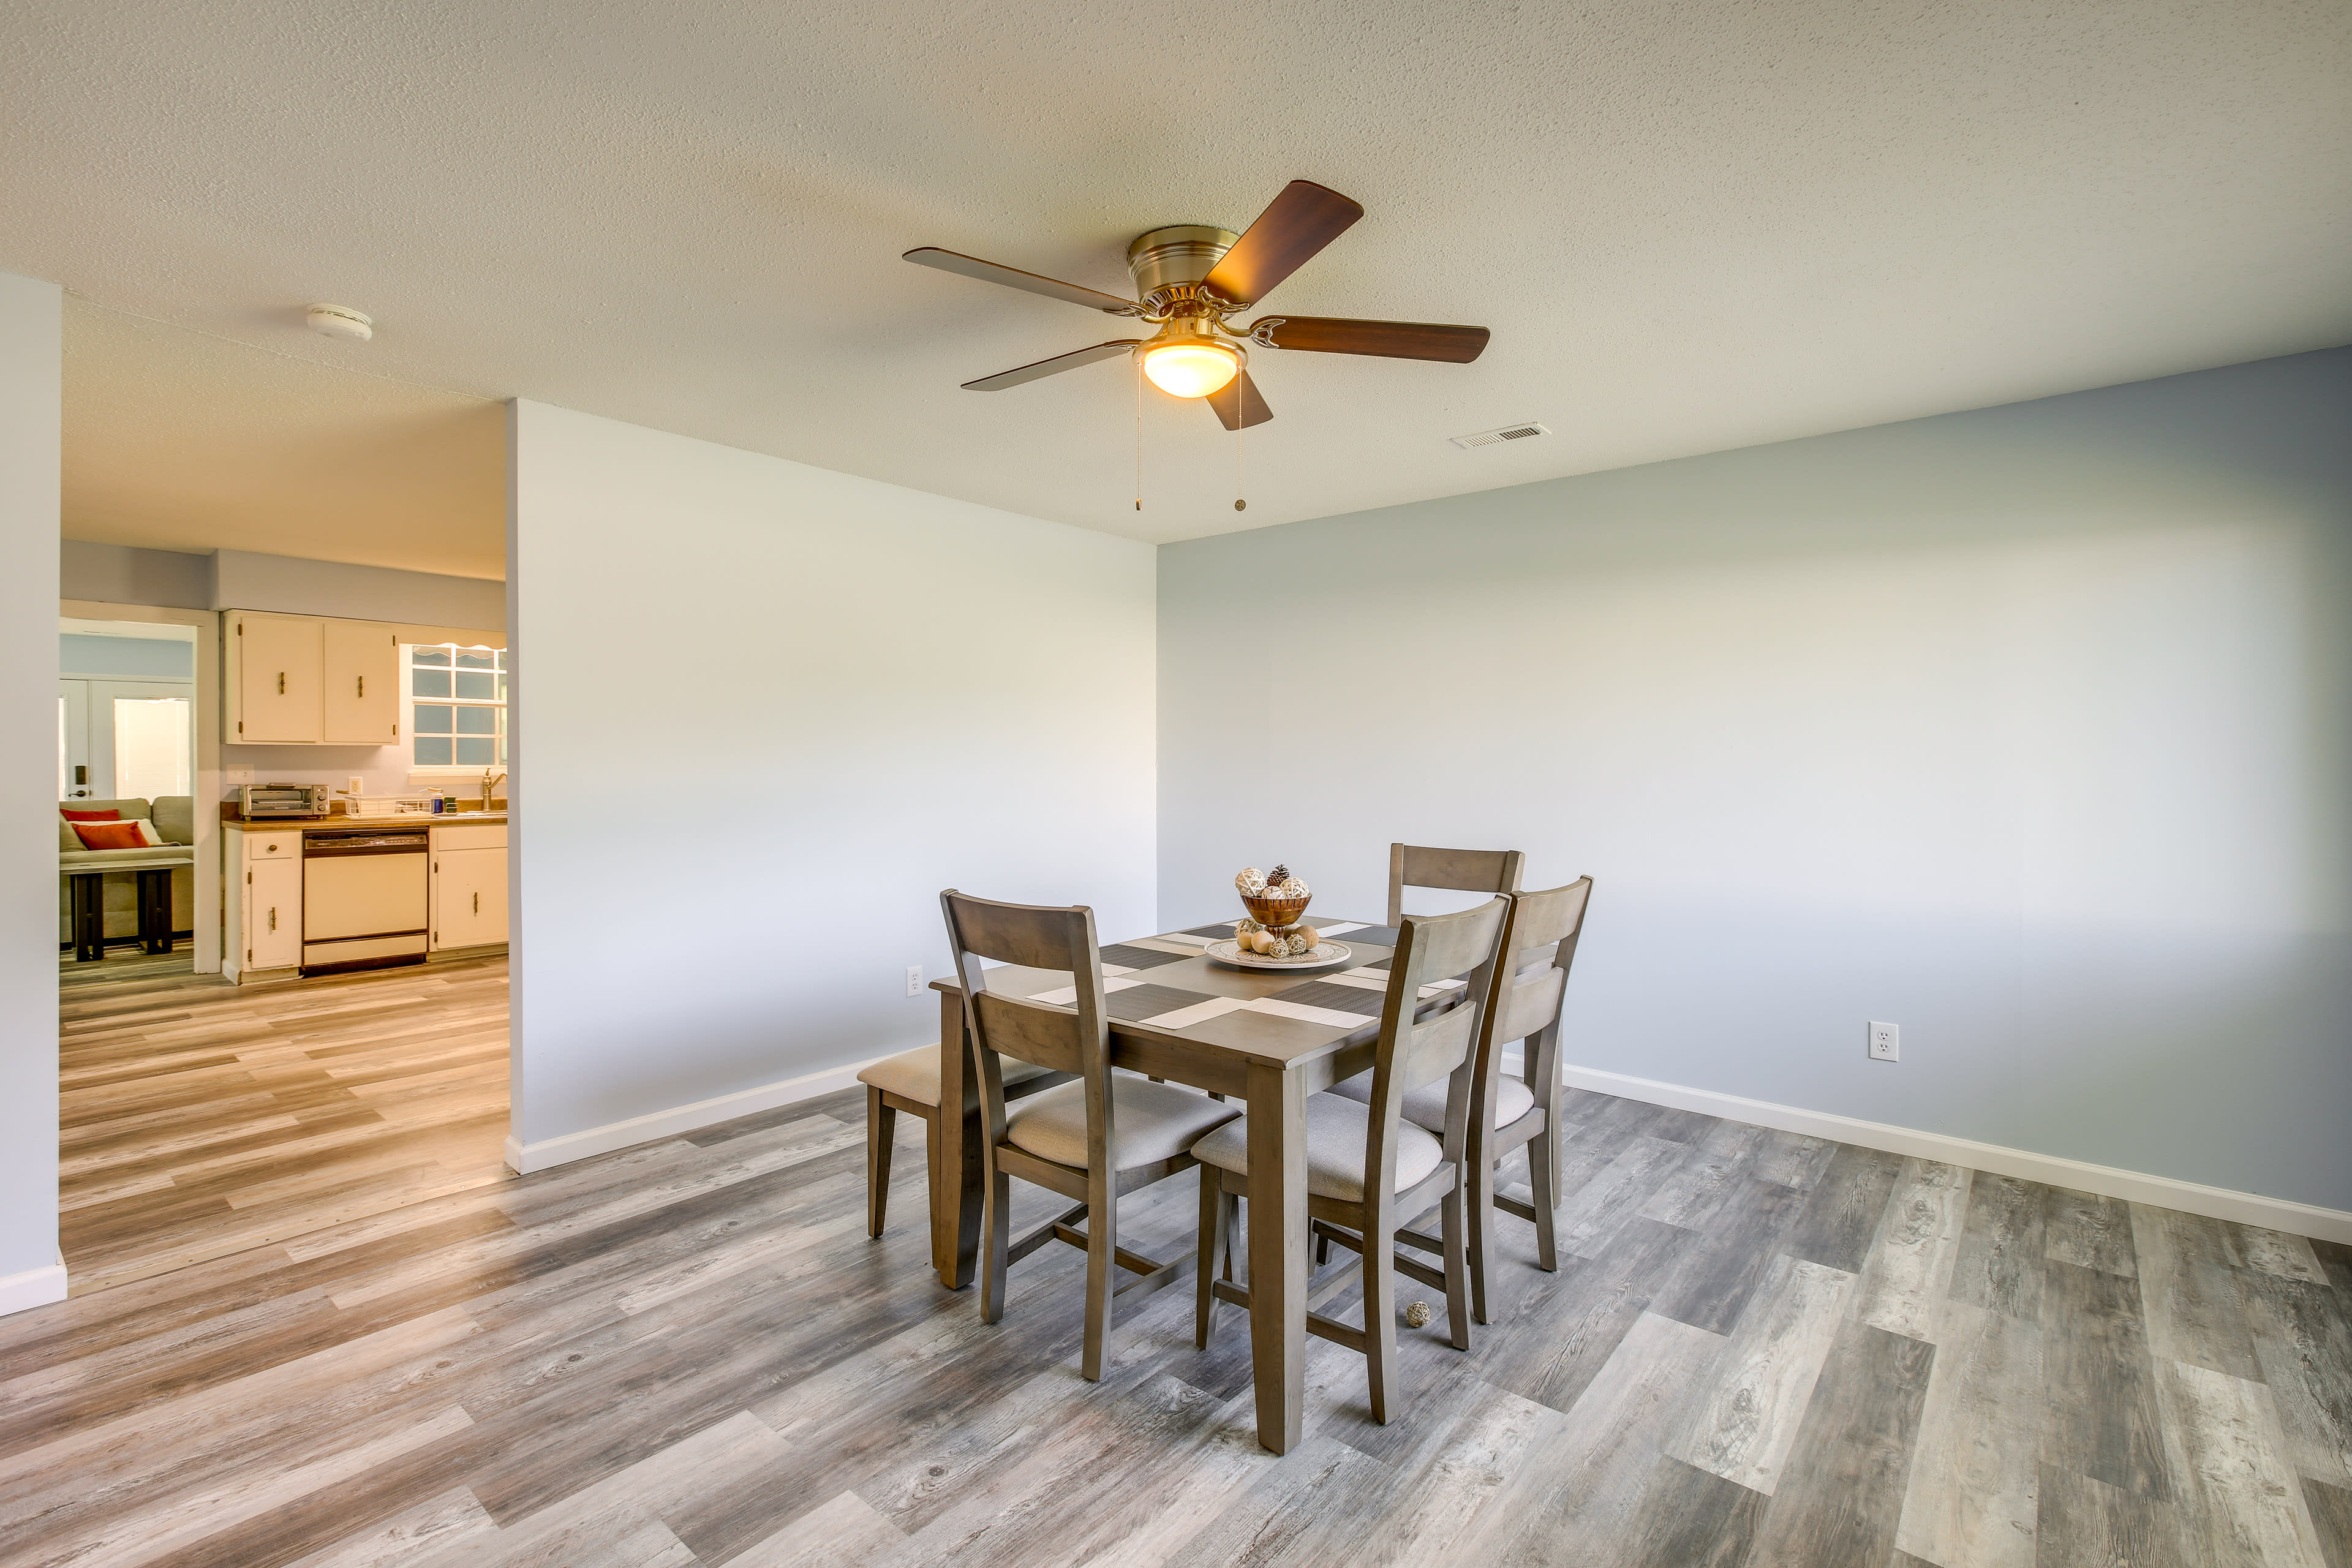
(246, 856), (303, 971)
(223, 817), (508, 981)
(432, 843), (509, 950)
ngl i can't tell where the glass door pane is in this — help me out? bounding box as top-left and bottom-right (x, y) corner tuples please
(57, 680), (92, 799)
(113, 697), (192, 800)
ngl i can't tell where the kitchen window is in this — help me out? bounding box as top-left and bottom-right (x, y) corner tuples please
(406, 644), (507, 769)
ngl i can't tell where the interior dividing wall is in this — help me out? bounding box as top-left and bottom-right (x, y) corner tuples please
(507, 399), (1156, 1164)
(1, 272), (64, 1311)
(1159, 347), (2352, 1215)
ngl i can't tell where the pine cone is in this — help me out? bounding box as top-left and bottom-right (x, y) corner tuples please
(1268, 864), (1290, 886)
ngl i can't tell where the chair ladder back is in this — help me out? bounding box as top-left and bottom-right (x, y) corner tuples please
(1478, 878), (1594, 1127)
(1387, 843), (1526, 926)
(940, 890), (1112, 1147)
(1366, 896), (1509, 1177)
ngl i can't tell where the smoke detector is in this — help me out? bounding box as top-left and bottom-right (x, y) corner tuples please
(306, 304), (373, 341)
(1449, 420), (1549, 450)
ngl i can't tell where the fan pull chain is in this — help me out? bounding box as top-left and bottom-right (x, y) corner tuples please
(1235, 408), (1246, 511)
(1134, 356), (1144, 512)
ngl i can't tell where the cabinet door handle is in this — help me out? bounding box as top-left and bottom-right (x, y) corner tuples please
(358, 675), (364, 697)
(473, 892), (480, 914)
(277, 671), (285, 695)
(268, 907), (277, 930)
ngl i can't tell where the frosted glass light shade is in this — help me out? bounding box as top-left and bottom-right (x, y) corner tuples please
(1143, 342), (1240, 398)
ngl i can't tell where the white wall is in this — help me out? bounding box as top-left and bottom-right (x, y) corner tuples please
(1, 273), (64, 1313)
(508, 401), (1156, 1164)
(1160, 347), (2352, 1215)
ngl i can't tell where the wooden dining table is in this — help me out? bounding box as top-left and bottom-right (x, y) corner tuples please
(926, 912), (1450, 1455)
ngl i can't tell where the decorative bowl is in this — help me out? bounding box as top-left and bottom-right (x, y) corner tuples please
(1242, 891), (1311, 929)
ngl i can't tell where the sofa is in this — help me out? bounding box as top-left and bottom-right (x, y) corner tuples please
(59, 796), (197, 949)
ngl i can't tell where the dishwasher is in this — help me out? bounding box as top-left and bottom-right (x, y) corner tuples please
(303, 826), (430, 974)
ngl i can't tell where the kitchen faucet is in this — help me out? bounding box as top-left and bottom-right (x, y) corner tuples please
(481, 771), (507, 810)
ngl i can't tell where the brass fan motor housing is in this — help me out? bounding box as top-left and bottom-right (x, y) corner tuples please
(1132, 313), (1246, 372)
(1126, 225), (1242, 312)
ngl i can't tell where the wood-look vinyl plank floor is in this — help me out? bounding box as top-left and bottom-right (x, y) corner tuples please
(57, 958), (511, 1294)
(13, 965), (2352, 1566)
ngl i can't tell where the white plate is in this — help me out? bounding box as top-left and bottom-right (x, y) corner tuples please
(1203, 939), (1354, 973)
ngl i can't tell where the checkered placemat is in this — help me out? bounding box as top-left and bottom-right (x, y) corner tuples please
(1098, 943), (1193, 971)
(1014, 922), (1408, 1034)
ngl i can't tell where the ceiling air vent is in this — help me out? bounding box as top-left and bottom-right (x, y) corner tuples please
(1449, 421), (1550, 450)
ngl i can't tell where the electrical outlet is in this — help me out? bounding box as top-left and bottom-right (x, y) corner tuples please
(226, 767), (254, 786)
(905, 965), (924, 998)
(1868, 1021), (1900, 1062)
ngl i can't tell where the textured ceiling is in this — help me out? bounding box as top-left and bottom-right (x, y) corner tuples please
(62, 301), (505, 578)
(6, 0), (2348, 551)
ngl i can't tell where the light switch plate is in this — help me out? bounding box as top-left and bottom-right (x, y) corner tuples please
(1869, 1021), (1900, 1061)
(905, 965), (924, 998)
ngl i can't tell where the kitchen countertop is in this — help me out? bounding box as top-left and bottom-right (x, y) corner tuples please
(221, 810), (507, 829)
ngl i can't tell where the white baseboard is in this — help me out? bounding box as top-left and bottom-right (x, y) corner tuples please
(503, 1054), (889, 1175)
(1555, 1063), (2352, 1246)
(0, 1259), (69, 1318)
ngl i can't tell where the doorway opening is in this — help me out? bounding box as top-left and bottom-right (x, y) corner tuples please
(58, 617), (198, 982)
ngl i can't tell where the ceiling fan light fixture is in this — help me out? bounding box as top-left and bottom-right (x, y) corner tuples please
(1141, 340), (1241, 399)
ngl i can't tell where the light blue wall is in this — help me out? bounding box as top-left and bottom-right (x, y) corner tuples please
(1159, 347), (2352, 1212)
(59, 632), (193, 679)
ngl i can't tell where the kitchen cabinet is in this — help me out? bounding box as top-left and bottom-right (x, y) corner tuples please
(230, 614), (325, 743)
(223, 818), (507, 981)
(322, 620), (401, 744)
(432, 845), (508, 949)
(245, 855), (303, 971)
(225, 611), (400, 747)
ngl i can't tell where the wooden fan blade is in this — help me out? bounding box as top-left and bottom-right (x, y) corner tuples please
(1207, 369), (1273, 431)
(961, 341), (1141, 391)
(1256, 317), (1489, 363)
(1200, 181), (1364, 307)
(905, 247), (1139, 314)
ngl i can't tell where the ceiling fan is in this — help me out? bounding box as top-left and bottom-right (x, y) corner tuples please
(905, 181), (1489, 431)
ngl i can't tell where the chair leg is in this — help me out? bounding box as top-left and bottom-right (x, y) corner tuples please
(1528, 1122), (1560, 1273)
(979, 1157), (1011, 1325)
(1363, 1208), (1398, 1425)
(1469, 1148), (1496, 1324)
(1195, 1167), (1227, 1349)
(921, 1107), (941, 1237)
(865, 1087), (895, 1238)
(1082, 1174), (1116, 1382)
(1314, 1232), (1330, 1267)
(1441, 1177), (1472, 1352)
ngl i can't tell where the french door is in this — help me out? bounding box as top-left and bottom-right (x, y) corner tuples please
(59, 680), (194, 802)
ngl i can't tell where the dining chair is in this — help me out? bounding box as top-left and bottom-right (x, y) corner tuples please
(1332, 876), (1593, 1322)
(1387, 843), (1525, 925)
(941, 888), (1241, 1381)
(1188, 895), (1509, 1423)
(854, 1045), (1062, 1239)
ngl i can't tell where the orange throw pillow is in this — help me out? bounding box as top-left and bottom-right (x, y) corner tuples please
(72, 820), (149, 850)
(60, 809), (120, 822)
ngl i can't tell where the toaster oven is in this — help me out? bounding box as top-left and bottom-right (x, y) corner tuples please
(240, 783), (329, 817)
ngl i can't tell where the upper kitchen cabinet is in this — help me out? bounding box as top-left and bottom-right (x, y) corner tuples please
(228, 612), (324, 742)
(322, 620), (400, 744)
(225, 611), (401, 746)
